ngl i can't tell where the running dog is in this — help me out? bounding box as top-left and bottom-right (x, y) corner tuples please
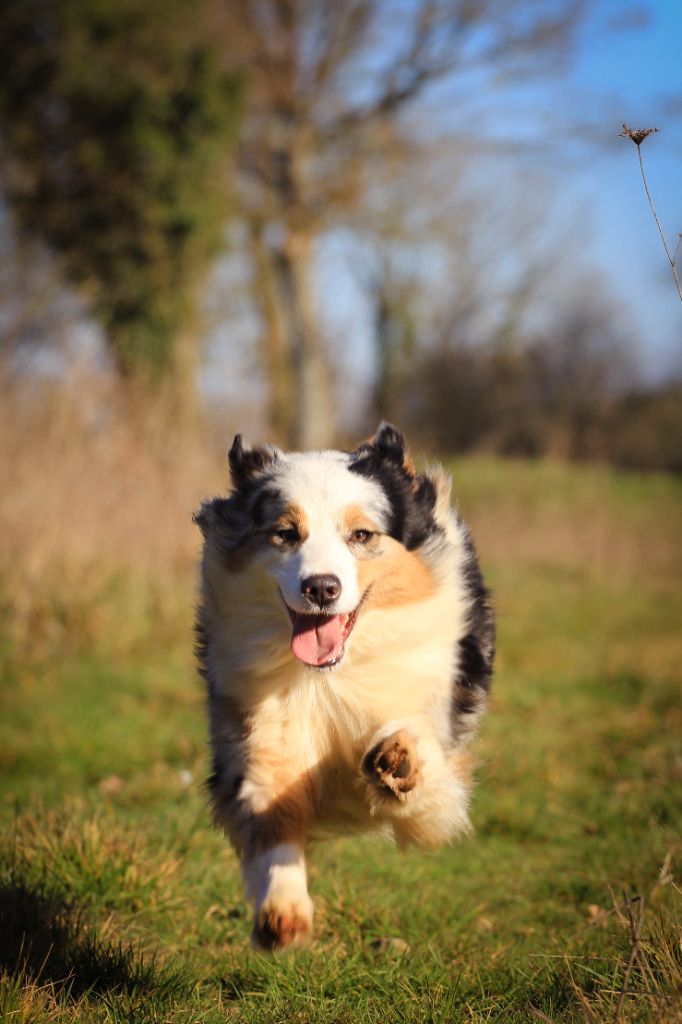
(194, 423), (494, 950)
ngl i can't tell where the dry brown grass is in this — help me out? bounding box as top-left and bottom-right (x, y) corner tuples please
(0, 372), (230, 650)
(1, 375), (680, 653)
(465, 469), (682, 588)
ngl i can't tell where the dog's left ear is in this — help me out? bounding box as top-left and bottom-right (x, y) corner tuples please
(193, 498), (228, 537)
(359, 422), (416, 477)
(228, 434), (281, 488)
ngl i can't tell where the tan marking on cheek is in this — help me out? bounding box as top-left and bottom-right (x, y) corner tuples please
(344, 503), (382, 555)
(270, 503), (309, 545)
(343, 504), (381, 537)
(358, 537), (435, 608)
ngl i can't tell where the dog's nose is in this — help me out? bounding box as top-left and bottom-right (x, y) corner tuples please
(301, 574), (342, 609)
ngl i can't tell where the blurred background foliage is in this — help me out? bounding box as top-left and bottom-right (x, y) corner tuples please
(0, 0), (241, 407)
(0, 0), (679, 461)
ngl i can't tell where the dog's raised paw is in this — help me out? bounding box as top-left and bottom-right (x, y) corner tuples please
(252, 902), (313, 952)
(362, 729), (420, 799)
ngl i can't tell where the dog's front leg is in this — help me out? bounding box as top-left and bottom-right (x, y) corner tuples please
(229, 777), (314, 951)
(243, 840), (313, 951)
(360, 719), (472, 846)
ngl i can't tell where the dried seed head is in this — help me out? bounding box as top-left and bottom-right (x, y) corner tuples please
(619, 123), (660, 146)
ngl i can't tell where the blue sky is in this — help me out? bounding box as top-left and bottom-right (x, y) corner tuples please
(540, 0), (681, 376)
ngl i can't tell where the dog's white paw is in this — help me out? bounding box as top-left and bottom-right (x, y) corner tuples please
(362, 728), (422, 801)
(251, 893), (314, 951)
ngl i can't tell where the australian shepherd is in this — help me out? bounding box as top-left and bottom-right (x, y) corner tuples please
(195, 423), (494, 950)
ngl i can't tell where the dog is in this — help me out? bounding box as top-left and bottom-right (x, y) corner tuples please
(194, 423), (494, 950)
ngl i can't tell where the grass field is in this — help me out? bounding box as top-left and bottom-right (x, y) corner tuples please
(1, 454), (681, 1023)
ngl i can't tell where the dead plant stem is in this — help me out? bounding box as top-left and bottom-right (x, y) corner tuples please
(613, 893), (644, 1023)
(636, 144), (682, 302)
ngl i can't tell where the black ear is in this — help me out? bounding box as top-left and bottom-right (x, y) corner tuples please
(193, 497), (232, 537)
(372, 422), (407, 464)
(228, 434), (279, 487)
(349, 422), (435, 548)
(352, 422), (416, 477)
(353, 422), (406, 463)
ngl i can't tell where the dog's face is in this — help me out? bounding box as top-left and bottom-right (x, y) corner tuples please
(196, 424), (446, 670)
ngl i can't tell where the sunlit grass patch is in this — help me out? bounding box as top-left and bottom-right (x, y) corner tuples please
(0, 453), (680, 1021)
(0, 860), (196, 1024)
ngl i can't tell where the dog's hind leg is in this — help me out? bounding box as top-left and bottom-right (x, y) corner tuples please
(361, 720), (472, 847)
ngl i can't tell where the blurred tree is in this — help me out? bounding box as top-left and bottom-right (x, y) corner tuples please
(0, 0), (241, 416)
(608, 383), (682, 473)
(228, 0), (586, 447)
(399, 286), (638, 461)
(357, 140), (555, 431)
(368, 256), (419, 423)
(0, 205), (80, 366)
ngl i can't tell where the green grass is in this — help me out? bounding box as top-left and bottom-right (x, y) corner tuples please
(1, 458), (681, 1023)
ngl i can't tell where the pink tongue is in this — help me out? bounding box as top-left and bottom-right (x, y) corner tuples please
(290, 613), (345, 666)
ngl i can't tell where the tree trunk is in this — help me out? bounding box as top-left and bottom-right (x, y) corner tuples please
(248, 221), (297, 446)
(248, 223), (334, 449)
(280, 233), (334, 450)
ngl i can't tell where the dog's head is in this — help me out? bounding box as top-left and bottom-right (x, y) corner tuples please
(195, 423), (451, 670)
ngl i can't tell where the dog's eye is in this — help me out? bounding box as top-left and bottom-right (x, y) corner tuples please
(274, 525), (299, 545)
(351, 528), (373, 544)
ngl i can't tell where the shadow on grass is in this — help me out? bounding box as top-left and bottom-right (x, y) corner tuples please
(0, 865), (191, 1006)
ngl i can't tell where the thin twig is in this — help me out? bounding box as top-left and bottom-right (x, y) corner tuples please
(620, 124), (682, 303)
(613, 892), (644, 1023)
(635, 146), (682, 301)
(673, 234), (682, 270)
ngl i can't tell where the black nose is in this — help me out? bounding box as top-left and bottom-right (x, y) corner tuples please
(301, 574), (342, 609)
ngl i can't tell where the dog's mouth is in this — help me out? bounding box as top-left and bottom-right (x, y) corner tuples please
(285, 605), (360, 669)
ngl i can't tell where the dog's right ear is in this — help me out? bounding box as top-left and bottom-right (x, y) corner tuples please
(228, 434), (280, 488)
(352, 422), (416, 478)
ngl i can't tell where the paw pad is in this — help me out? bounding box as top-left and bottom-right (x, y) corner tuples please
(362, 730), (420, 798)
(252, 906), (312, 951)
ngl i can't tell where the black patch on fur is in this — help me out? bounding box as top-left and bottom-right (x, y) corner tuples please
(349, 423), (439, 551)
(207, 761), (243, 802)
(228, 434), (279, 487)
(251, 486), (282, 529)
(450, 521), (495, 739)
(206, 755), (223, 792)
(452, 685), (482, 718)
(457, 635), (490, 692)
(194, 478), (284, 558)
(193, 434), (282, 545)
